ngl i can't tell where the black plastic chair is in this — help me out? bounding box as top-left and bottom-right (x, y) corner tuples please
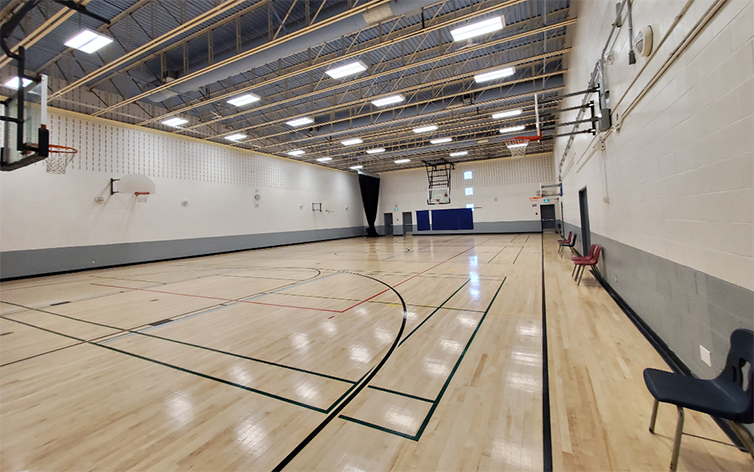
(559, 233), (577, 258)
(643, 328), (753, 471)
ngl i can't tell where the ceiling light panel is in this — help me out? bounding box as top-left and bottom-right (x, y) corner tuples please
(430, 137), (453, 144)
(341, 138), (363, 146)
(286, 117), (314, 127)
(227, 93), (261, 106)
(287, 150), (305, 156)
(394, 159), (410, 164)
(64, 29), (113, 54)
(450, 16), (504, 42)
(413, 125), (438, 133)
(365, 148), (385, 154)
(474, 67), (516, 83)
(162, 117), (188, 127)
(492, 109), (522, 119)
(499, 125), (526, 134)
(350, 165), (363, 170)
(316, 157), (332, 162)
(325, 60), (367, 79)
(3, 77), (32, 89)
(371, 95), (405, 107)
(225, 133), (247, 141)
(449, 151), (468, 157)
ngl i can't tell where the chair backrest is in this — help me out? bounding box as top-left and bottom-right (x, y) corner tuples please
(589, 246), (602, 263)
(566, 231), (573, 242)
(568, 234), (577, 247)
(586, 244), (597, 258)
(717, 329), (754, 423)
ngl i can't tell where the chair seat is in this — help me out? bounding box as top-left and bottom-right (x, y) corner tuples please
(643, 368), (753, 423)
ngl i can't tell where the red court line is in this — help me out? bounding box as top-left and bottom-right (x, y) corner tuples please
(90, 238), (491, 315)
(88, 283), (342, 313)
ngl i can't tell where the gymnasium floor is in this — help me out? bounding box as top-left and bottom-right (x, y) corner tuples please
(0, 234), (750, 471)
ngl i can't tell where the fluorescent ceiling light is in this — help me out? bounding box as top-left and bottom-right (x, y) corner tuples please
(287, 150), (305, 156)
(499, 125), (526, 134)
(371, 94), (405, 107)
(286, 117), (314, 127)
(450, 16), (504, 42)
(474, 66), (516, 83)
(492, 109), (522, 119)
(394, 159), (410, 164)
(366, 148), (385, 154)
(430, 137), (453, 144)
(413, 125), (438, 133)
(162, 117), (188, 127)
(507, 142), (528, 149)
(3, 77), (32, 89)
(341, 138), (363, 146)
(325, 60), (367, 79)
(449, 151), (468, 157)
(316, 157), (332, 162)
(227, 93), (261, 107)
(64, 29), (113, 54)
(225, 133), (247, 141)
(350, 165), (363, 170)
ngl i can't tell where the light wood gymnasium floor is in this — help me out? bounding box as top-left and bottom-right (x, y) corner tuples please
(0, 234), (750, 471)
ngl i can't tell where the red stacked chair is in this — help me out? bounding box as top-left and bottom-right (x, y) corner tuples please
(572, 245), (602, 285)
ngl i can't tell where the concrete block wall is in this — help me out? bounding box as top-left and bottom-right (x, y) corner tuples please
(557, 0), (753, 436)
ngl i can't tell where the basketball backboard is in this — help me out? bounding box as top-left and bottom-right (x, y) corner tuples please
(1, 74), (49, 171)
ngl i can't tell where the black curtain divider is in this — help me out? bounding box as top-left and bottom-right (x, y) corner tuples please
(358, 174), (380, 237)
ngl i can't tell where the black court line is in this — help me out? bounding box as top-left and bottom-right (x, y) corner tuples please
(541, 234), (553, 472)
(49, 301), (71, 306)
(271, 271), (408, 472)
(398, 279), (471, 346)
(366, 385), (434, 403)
(0, 341), (85, 367)
(513, 246), (525, 264)
(337, 279), (506, 441)
(487, 246), (508, 263)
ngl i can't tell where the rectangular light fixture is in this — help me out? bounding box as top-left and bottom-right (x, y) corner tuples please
(450, 16), (504, 42)
(350, 165), (364, 170)
(316, 157), (332, 162)
(325, 60), (367, 79)
(413, 125), (438, 133)
(225, 133), (247, 141)
(227, 93), (261, 107)
(162, 117), (188, 127)
(3, 77), (32, 89)
(64, 29), (113, 54)
(287, 150), (305, 156)
(507, 142), (528, 149)
(449, 151), (468, 157)
(341, 138), (363, 146)
(286, 117), (314, 127)
(492, 109), (522, 119)
(430, 137), (453, 144)
(394, 159), (410, 164)
(366, 148), (385, 154)
(474, 66), (516, 83)
(499, 125), (526, 134)
(371, 94), (405, 107)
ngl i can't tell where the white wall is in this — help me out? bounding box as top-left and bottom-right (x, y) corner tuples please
(378, 153), (558, 229)
(557, 0), (753, 291)
(0, 108), (364, 252)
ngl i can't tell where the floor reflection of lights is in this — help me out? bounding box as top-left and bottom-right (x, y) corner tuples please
(511, 350), (542, 366)
(439, 338), (463, 353)
(230, 365), (253, 385)
(166, 393), (194, 426)
(374, 327), (393, 343)
(235, 416), (270, 458)
(423, 358), (451, 376)
(492, 438), (536, 469)
(290, 332), (310, 353)
(505, 372), (540, 392)
(321, 320), (338, 336)
(294, 381), (321, 403)
(384, 407), (417, 430)
(349, 345), (372, 364)
(517, 324), (540, 337)
(457, 314), (478, 328)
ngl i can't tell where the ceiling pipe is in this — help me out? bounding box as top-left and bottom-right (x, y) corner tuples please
(147, 0), (446, 103)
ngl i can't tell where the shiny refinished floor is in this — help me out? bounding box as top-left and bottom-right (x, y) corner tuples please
(0, 234), (750, 471)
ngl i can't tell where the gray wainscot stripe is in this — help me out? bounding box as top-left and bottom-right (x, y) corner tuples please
(0, 226), (365, 279)
(562, 222), (754, 437)
(376, 220), (542, 236)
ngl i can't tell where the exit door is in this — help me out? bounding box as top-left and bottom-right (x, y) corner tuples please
(540, 204), (556, 232)
(384, 213), (393, 236)
(402, 212), (413, 234)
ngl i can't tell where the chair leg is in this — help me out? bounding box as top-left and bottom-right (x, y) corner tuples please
(669, 406), (684, 472)
(577, 266), (583, 285)
(572, 264), (578, 276)
(649, 398), (659, 433)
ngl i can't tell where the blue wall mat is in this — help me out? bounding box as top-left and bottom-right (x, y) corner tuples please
(416, 210), (430, 231)
(431, 208), (474, 230)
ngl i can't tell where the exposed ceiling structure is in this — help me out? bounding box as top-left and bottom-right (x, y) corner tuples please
(1, 0), (575, 173)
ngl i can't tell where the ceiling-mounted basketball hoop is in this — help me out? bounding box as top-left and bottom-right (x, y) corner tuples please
(504, 93), (543, 158)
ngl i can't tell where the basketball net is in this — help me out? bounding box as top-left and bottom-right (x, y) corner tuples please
(45, 145), (78, 174)
(505, 138), (530, 158)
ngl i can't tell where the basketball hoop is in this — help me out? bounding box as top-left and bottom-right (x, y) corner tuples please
(45, 144), (78, 174)
(135, 192), (150, 203)
(505, 135), (541, 158)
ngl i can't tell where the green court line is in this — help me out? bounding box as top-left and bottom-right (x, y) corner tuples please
(340, 278), (507, 441)
(0, 315), (332, 414)
(367, 385), (434, 403)
(487, 246), (507, 263)
(398, 279), (471, 346)
(338, 415), (417, 440)
(325, 369), (373, 413)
